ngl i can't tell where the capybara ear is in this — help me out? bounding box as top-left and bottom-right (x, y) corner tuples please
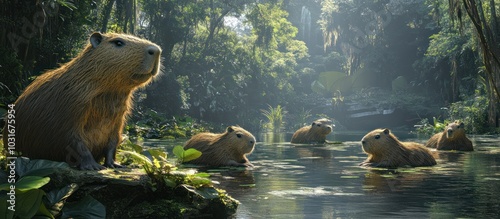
(90, 32), (103, 48)
(383, 128), (390, 134)
(227, 126), (234, 132)
(311, 122), (316, 126)
(458, 122), (465, 128)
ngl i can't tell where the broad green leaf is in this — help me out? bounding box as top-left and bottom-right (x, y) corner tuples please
(173, 146), (185, 159)
(45, 183), (79, 207)
(182, 148), (202, 162)
(119, 151), (152, 166)
(147, 149), (167, 161)
(16, 158), (69, 178)
(60, 196), (106, 218)
(16, 176), (50, 191)
(194, 172), (210, 178)
(16, 189), (45, 219)
(192, 187), (219, 199)
(35, 201), (54, 219)
(0, 194), (16, 219)
(190, 177), (212, 186)
(0, 183), (12, 191)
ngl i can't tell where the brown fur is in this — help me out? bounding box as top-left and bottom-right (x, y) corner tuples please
(2, 32), (162, 170)
(183, 126), (256, 167)
(360, 128), (436, 168)
(290, 118), (333, 143)
(425, 120), (473, 151)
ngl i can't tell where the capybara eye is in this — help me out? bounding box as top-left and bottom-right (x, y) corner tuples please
(317, 124), (321, 127)
(112, 39), (125, 47)
(375, 135), (380, 139)
(236, 134), (242, 138)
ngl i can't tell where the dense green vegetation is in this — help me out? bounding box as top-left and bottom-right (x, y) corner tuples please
(1, 0), (499, 134)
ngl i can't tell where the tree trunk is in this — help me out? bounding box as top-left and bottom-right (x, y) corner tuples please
(100, 0), (115, 33)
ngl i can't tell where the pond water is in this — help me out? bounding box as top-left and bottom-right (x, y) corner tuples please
(144, 132), (500, 218)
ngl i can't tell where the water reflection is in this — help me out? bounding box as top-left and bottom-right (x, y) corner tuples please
(144, 133), (500, 218)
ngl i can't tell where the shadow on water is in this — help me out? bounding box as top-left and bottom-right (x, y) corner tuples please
(144, 132), (500, 218)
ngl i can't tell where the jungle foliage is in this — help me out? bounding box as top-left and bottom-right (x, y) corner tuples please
(1, 0), (499, 133)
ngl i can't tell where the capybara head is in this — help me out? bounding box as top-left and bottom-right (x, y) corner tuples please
(310, 118), (334, 135)
(81, 32), (162, 88)
(361, 128), (399, 155)
(223, 126), (256, 154)
(446, 120), (465, 139)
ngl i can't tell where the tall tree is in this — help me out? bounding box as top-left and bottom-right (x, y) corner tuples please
(449, 0), (500, 126)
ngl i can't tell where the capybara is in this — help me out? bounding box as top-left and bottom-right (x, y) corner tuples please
(183, 126), (256, 167)
(2, 32), (162, 170)
(360, 128), (436, 168)
(290, 118), (333, 143)
(425, 120), (473, 151)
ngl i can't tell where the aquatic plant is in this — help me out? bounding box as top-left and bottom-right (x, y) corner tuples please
(118, 141), (211, 191)
(414, 117), (449, 136)
(260, 104), (286, 132)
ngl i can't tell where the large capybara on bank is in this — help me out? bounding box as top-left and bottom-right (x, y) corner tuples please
(183, 126), (256, 167)
(425, 120), (473, 151)
(360, 128), (436, 168)
(2, 32), (162, 170)
(290, 118), (334, 144)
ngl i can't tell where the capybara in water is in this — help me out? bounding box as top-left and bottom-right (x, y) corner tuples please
(360, 128), (436, 168)
(425, 120), (473, 151)
(2, 32), (162, 170)
(183, 126), (256, 167)
(290, 118), (333, 143)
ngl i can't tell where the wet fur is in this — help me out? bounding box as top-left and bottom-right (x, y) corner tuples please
(184, 126), (256, 167)
(290, 118), (333, 143)
(2, 33), (162, 170)
(425, 121), (473, 151)
(361, 128), (436, 168)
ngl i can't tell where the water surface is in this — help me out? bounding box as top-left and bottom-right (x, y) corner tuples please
(145, 132), (500, 218)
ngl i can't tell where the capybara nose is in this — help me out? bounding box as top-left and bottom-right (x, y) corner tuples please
(147, 45), (160, 56)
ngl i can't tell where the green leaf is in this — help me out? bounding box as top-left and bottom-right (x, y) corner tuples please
(16, 158), (69, 178)
(173, 146), (185, 159)
(192, 187), (219, 199)
(60, 196), (106, 218)
(147, 149), (167, 161)
(45, 183), (79, 207)
(194, 172), (210, 178)
(0, 194), (16, 219)
(16, 189), (45, 219)
(35, 201), (54, 219)
(182, 148), (202, 162)
(119, 151), (152, 166)
(0, 183), (12, 191)
(16, 176), (50, 191)
(190, 177), (212, 186)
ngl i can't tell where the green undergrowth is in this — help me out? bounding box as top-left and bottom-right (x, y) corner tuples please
(0, 139), (234, 218)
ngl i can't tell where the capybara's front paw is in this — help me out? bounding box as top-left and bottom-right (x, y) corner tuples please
(79, 161), (105, 170)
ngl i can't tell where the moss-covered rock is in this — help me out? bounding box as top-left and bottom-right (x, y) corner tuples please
(45, 167), (239, 218)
